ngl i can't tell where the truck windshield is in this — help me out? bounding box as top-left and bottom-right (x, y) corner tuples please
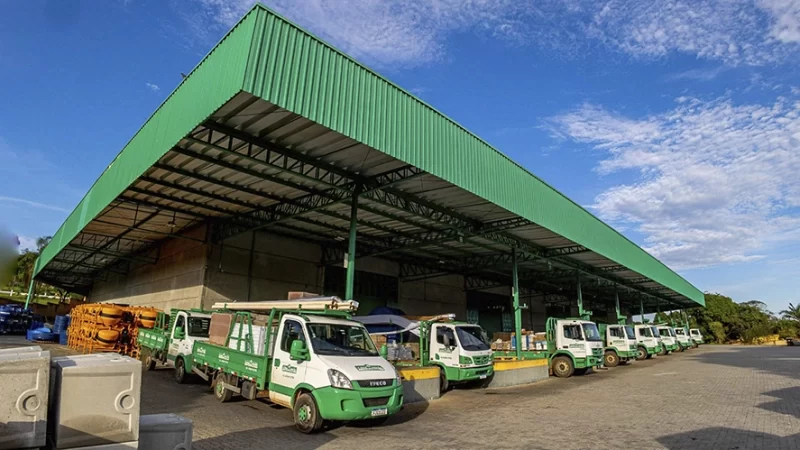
(658, 328), (670, 337)
(456, 326), (490, 351)
(582, 323), (602, 342)
(625, 326), (635, 339)
(651, 327), (661, 338)
(691, 330), (700, 336)
(188, 317), (210, 337)
(307, 323), (378, 357)
(675, 328), (686, 336)
(639, 327), (653, 337)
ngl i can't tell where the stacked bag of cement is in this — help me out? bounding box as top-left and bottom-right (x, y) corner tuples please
(0, 345), (192, 450)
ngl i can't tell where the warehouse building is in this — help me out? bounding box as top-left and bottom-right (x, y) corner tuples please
(30, 4), (703, 339)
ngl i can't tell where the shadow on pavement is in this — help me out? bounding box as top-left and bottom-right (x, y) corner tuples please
(692, 346), (800, 380)
(757, 386), (800, 419)
(193, 425), (335, 450)
(656, 426), (800, 450)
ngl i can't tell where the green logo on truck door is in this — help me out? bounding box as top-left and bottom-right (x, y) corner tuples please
(281, 364), (297, 374)
(355, 364), (385, 372)
(244, 360), (259, 371)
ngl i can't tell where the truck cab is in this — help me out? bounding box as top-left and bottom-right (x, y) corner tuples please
(633, 324), (659, 360)
(429, 322), (494, 390)
(166, 310), (211, 382)
(191, 299), (403, 433)
(547, 318), (604, 378)
(690, 328), (705, 345)
(656, 326), (679, 353)
(673, 327), (694, 350)
(139, 309), (211, 384)
(598, 323), (637, 367)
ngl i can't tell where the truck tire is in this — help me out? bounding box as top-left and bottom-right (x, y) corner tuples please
(658, 344), (667, 356)
(294, 393), (323, 434)
(678, 344), (685, 352)
(145, 354), (156, 371)
(604, 350), (620, 367)
(692, 341), (698, 349)
(439, 370), (450, 394)
(174, 358), (188, 384)
(636, 346), (647, 361)
(552, 356), (574, 378)
(646, 352), (653, 359)
(213, 374), (233, 403)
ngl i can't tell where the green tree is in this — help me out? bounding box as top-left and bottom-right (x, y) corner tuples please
(779, 303), (800, 322)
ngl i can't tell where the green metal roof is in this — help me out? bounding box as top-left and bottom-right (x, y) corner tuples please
(35, 3), (703, 309)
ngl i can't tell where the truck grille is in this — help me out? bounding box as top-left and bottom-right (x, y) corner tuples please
(472, 355), (492, 365)
(363, 396), (390, 407)
(592, 348), (603, 357)
(356, 379), (394, 388)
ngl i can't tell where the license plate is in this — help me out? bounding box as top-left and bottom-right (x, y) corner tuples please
(479, 375), (487, 379)
(371, 408), (388, 417)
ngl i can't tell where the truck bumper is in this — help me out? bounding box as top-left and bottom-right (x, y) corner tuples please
(457, 364), (494, 382)
(647, 346), (659, 355)
(314, 384), (403, 422)
(619, 350), (637, 360)
(667, 344), (679, 352)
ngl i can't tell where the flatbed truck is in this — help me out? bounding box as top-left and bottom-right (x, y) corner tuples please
(189, 297), (403, 433)
(598, 323), (638, 367)
(353, 314), (494, 392)
(633, 324), (660, 360)
(137, 308), (212, 383)
(493, 317), (604, 378)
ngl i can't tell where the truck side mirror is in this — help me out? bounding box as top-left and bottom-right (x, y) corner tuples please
(380, 344), (388, 359)
(290, 340), (309, 361)
(174, 326), (185, 339)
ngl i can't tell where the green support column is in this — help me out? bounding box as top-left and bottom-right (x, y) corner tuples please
(576, 274), (586, 319)
(512, 248), (522, 360)
(614, 291), (623, 323)
(639, 298), (645, 323)
(344, 185), (362, 301)
(24, 275), (36, 309)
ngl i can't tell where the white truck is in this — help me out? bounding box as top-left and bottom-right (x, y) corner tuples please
(545, 318), (605, 377)
(598, 323), (638, 367)
(690, 328), (705, 345)
(673, 327), (695, 350)
(138, 308), (212, 383)
(633, 324), (660, 360)
(656, 325), (680, 354)
(353, 314), (494, 392)
(190, 298), (403, 433)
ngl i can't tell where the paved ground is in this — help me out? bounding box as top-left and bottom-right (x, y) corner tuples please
(4, 337), (800, 450)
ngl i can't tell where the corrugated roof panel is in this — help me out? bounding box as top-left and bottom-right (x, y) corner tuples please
(241, 4), (702, 305)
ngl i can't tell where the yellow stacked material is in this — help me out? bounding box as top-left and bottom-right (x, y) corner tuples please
(66, 303), (163, 357)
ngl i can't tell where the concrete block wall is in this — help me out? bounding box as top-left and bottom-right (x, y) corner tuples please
(395, 274), (467, 319)
(89, 227), (207, 311)
(202, 231), (324, 308)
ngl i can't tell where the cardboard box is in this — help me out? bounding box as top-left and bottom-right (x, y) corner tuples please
(208, 313), (233, 346)
(492, 332), (512, 342)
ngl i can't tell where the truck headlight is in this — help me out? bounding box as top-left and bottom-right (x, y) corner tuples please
(327, 369), (353, 390)
(394, 367), (402, 385)
(459, 355), (473, 365)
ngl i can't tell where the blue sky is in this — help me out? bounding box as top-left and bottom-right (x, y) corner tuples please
(1, 1), (799, 313)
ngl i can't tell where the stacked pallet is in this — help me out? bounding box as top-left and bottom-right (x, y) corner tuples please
(66, 303), (161, 358)
(490, 330), (547, 351)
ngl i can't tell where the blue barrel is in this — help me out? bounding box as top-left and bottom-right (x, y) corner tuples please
(54, 315), (70, 334)
(58, 332), (68, 345)
(26, 329), (34, 341)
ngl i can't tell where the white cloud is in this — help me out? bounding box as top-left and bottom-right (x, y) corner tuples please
(549, 96), (800, 270)
(145, 82), (160, 92)
(182, 0), (800, 67)
(0, 196), (70, 213)
(17, 236), (37, 253)
(665, 67), (727, 82)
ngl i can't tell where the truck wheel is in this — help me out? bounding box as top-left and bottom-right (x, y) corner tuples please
(213, 374), (233, 403)
(174, 358), (187, 384)
(294, 393), (323, 434)
(678, 345), (685, 352)
(552, 356), (574, 378)
(692, 341), (698, 349)
(636, 347), (647, 361)
(658, 344), (667, 356)
(439, 371), (450, 394)
(145, 354), (156, 371)
(604, 350), (619, 367)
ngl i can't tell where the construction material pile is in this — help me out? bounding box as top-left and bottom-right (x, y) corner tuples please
(0, 344), (193, 450)
(490, 330), (547, 351)
(66, 303), (161, 358)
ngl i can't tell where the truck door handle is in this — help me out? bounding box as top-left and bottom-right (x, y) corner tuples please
(562, 346), (568, 349)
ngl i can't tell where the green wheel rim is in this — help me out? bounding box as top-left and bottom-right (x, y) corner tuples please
(298, 405), (311, 423)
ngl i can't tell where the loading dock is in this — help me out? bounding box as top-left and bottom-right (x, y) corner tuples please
(29, 4), (702, 387)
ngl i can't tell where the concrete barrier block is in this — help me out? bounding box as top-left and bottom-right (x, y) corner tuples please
(139, 414), (192, 450)
(0, 345), (42, 354)
(0, 350), (50, 450)
(399, 367), (440, 403)
(49, 354), (141, 449)
(488, 360), (549, 388)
